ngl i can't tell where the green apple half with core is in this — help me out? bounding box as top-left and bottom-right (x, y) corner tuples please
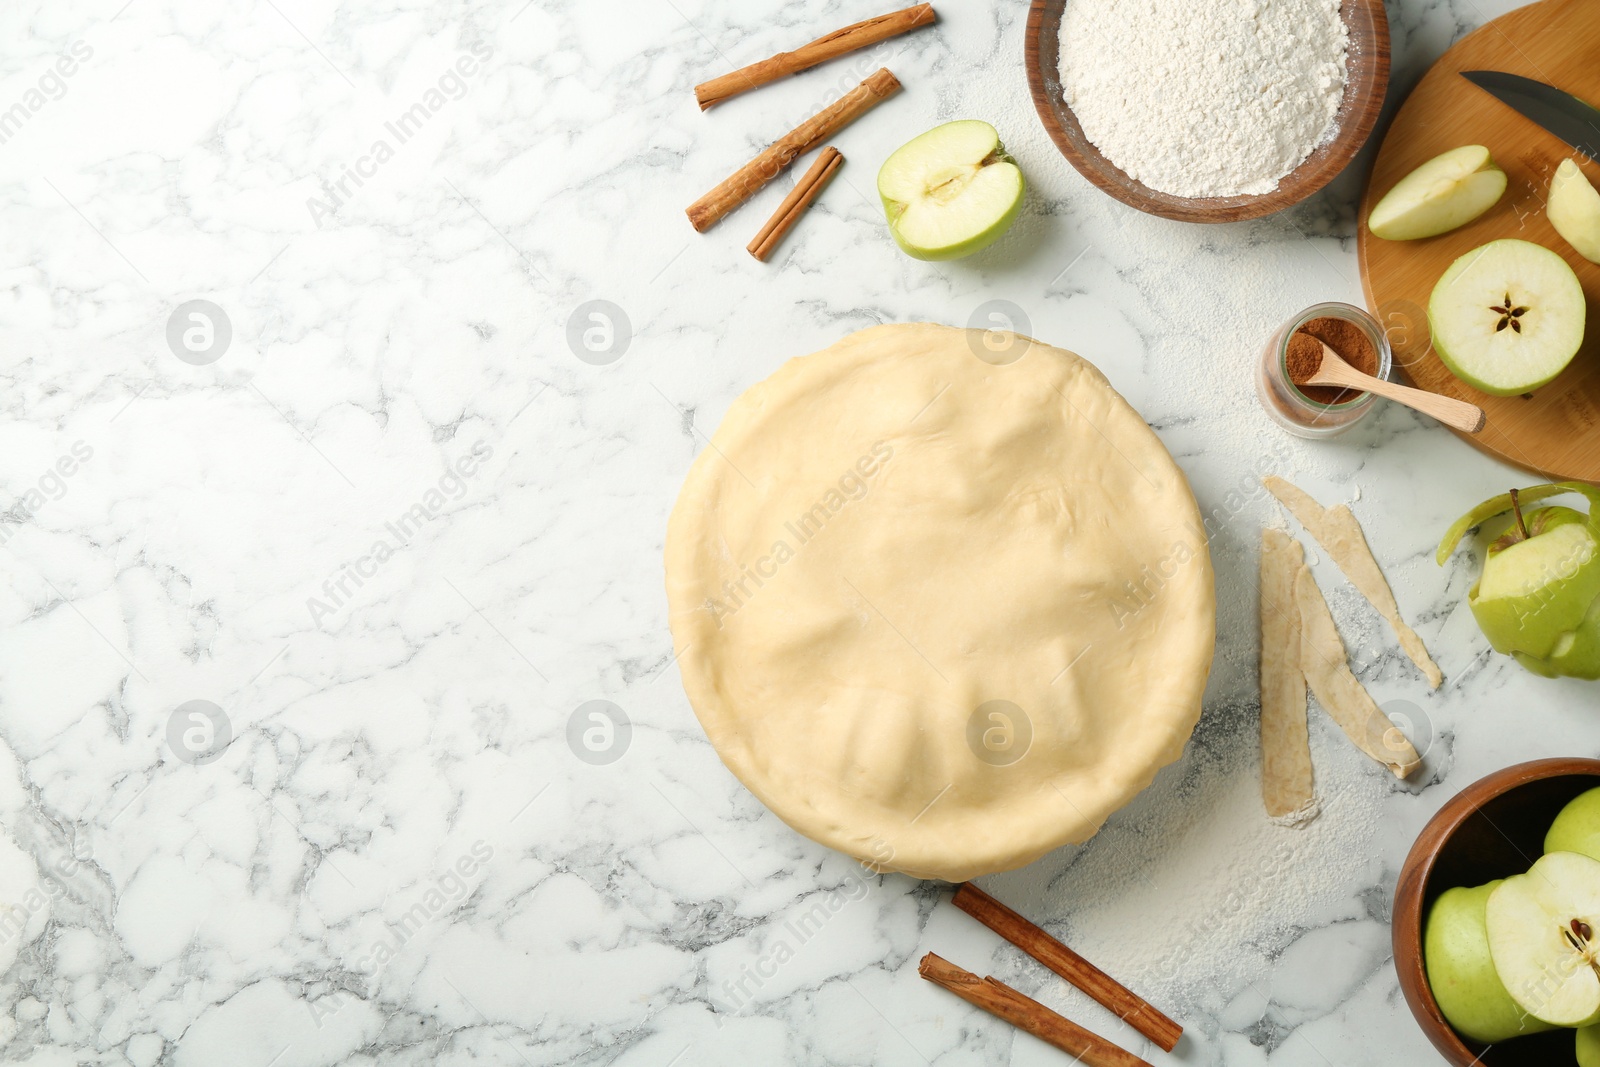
(1485, 851), (1600, 1027)
(878, 120), (1024, 261)
(1550, 787), (1600, 863)
(1437, 482), (1600, 680)
(1426, 881), (1559, 1042)
(1368, 145), (1506, 241)
(1550, 158), (1600, 263)
(1427, 238), (1586, 396)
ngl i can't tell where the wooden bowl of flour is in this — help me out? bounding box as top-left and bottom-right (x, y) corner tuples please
(1024, 0), (1390, 222)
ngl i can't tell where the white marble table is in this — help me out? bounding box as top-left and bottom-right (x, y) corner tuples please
(2, 0), (1594, 1062)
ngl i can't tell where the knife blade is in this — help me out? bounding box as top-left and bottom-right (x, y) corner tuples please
(1462, 70), (1600, 158)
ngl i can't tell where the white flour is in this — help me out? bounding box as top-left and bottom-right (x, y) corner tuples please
(1058, 0), (1348, 198)
(988, 707), (1389, 1024)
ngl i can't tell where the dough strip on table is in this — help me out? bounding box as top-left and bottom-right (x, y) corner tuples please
(1295, 563), (1422, 779)
(1260, 529), (1315, 819)
(1264, 476), (1442, 689)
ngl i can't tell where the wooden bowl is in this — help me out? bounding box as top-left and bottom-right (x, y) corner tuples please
(1393, 758), (1600, 1066)
(1023, 0), (1392, 222)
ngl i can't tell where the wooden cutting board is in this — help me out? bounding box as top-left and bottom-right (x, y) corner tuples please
(1357, 0), (1600, 481)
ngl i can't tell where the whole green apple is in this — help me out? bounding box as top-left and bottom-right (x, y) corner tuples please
(1473, 504), (1600, 653)
(1580, 1022), (1600, 1067)
(1437, 482), (1600, 679)
(1548, 786), (1600, 862)
(1425, 881), (1558, 1043)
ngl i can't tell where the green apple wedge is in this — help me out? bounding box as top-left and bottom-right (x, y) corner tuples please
(1549, 787), (1600, 862)
(878, 120), (1024, 261)
(1369, 145), (1507, 240)
(1428, 238), (1586, 396)
(1438, 483), (1600, 679)
(1426, 881), (1559, 1043)
(1581, 1023), (1600, 1067)
(1550, 158), (1600, 263)
(1486, 851), (1600, 1028)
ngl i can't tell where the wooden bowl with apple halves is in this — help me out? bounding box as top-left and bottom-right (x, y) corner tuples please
(1393, 757), (1600, 1066)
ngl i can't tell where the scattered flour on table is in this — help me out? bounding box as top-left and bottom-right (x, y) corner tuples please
(1058, 0), (1349, 198)
(994, 721), (1386, 1020)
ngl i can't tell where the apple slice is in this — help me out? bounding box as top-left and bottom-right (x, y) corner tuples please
(1550, 158), (1600, 263)
(1428, 238), (1586, 396)
(1369, 145), (1507, 241)
(1485, 851), (1600, 1028)
(1426, 881), (1559, 1043)
(878, 120), (1024, 261)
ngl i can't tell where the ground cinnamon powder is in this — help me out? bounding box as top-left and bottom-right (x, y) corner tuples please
(1286, 316), (1378, 405)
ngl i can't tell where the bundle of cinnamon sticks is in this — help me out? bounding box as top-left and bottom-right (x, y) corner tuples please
(685, 4), (936, 259)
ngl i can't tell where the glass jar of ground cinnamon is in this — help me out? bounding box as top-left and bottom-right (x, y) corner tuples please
(1257, 302), (1392, 438)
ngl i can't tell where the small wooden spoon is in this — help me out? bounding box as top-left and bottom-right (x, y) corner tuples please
(1304, 341), (1487, 435)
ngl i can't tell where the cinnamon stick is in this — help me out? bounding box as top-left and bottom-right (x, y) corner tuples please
(748, 147), (842, 261)
(694, 4), (935, 110)
(918, 954), (1153, 1067)
(686, 68), (899, 232)
(952, 882), (1181, 1052)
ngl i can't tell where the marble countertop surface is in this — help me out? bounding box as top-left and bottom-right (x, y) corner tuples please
(2, 0), (1595, 1062)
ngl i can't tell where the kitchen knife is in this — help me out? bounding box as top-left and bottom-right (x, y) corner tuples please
(1462, 70), (1600, 158)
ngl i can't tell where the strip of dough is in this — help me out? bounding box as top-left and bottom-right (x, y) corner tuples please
(1264, 476), (1442, 689)
(1295, 564), (1422, 779)
(1260, 529), (1315, 819)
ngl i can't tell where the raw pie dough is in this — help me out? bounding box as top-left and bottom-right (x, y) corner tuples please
(1295, 565), (1422, 779)
(664, 324), (1215, 882)
(1260, 529), (1315, 820)
(1263, 476), (1442, 689)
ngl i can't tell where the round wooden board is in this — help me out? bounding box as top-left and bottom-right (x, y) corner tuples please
(1358, 0), (1600, 481)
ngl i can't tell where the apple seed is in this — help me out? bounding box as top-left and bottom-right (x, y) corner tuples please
(1490, 292), (1530, 334)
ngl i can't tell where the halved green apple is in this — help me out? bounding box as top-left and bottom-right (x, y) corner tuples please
(1550, 158), (1600, 263)
(1368, 146), (1506, 241)
(1428, 238), (1586, 396)
(1426, 881), (1559, 1043)
(1485, 851), (1600, 1028)
(878, 120), (1024, 261)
